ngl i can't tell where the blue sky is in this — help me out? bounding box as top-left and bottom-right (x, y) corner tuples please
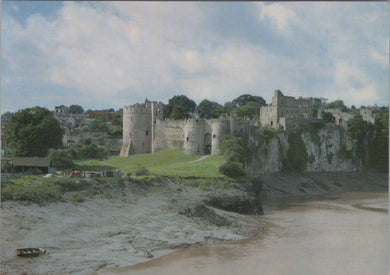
(1, 1), (389, 113)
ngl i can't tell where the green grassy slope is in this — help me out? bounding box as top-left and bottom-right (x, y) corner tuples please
(101, 150), (225, 178)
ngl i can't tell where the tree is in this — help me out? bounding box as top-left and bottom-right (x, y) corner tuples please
(347, 114), (369, 161)
(171, 105), (187, 120)
(220, 135), (248, 163)
(164, 95), (196, 119)
(368, 109), (388, 172)
(327, 100), (348, 112)
(90, 117), (109, 132)
(231, 94), (266, 108)
(1, 112), (14, 126)
(223, 101), (236, 112)
(321, 112), (336, 123)
(198, 99), (223, 119)
(224, 94), (266, 118)
(3, 107), (64, 157)
(48, 149), (74, 170)
(69, 105), (84, 114)
(233, 102), (263, 119)
(111, 113), (122, 126)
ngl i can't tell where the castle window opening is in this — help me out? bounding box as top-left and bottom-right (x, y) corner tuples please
(186, 137), (189, 142)
(145, 130), (149, 136)
(213, 134), (216, 138)
(270, 121), (273, 126)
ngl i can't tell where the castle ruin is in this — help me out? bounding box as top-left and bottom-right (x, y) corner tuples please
(120, 91), (377, 157)
(259, 90), (324, 130)
(120, 100), (254, 157)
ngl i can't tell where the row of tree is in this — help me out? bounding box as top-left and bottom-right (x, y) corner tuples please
(58, 104), (121, 115)
(163, 94), (267, 120)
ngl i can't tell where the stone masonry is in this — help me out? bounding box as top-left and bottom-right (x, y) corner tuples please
(121, 91), (377, 157)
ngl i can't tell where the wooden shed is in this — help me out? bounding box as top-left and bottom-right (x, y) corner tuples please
(9, 157), (51, 174)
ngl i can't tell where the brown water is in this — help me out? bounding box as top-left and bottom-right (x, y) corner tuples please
(106, 192), (388, 275)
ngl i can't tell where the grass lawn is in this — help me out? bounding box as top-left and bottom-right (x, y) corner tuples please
(100, 150), (225, 178)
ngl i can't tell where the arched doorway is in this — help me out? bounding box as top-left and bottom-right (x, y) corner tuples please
(204, 134), (212, 154)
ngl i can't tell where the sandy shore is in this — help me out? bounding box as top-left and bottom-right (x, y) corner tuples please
(0, 179), (264, 275)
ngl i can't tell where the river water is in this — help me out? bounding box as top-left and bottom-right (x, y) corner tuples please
(106, 192), (388, 275)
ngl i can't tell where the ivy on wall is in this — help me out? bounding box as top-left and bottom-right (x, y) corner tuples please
(281, 131), (308, 172)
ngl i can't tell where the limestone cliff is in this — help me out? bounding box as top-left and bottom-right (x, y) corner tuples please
(245, 124), (361, 177)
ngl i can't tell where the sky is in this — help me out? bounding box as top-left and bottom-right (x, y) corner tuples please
(1, 1), (389, 113)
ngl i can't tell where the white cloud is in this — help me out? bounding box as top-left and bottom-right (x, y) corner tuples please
(257, 3), (298, 32)
(332, 61), (379, 106)
(2, 2), (388, 111)
(369, 49), (389, 69)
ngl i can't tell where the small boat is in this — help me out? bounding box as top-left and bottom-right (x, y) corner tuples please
(15, 248), (46, 257)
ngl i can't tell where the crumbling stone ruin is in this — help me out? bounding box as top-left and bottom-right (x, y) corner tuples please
(260, 90), (325, 130)
(120, 100), (255, 157)
(120, 91), (377, 157)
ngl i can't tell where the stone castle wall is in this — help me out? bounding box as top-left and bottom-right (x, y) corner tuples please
(260, 90), (315, 129)
(153, 119), (186, 152)
(120, 101), (241, 156)
(120, 92), (378, 158)
(120, 100), (256, 157)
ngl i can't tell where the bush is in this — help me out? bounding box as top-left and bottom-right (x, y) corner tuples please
(321, 112), (335, 123)
(68, 192), (85, 202)
(259, 126), (277, 143)
(52, 178), (89, 192)
(219, 161), (246, 178)
(135, 166), (150, 176)
(1, 177), (62, 203)
(282, 131), (308, 172)
(48, 149), (74, 170)
(220, 135), (248, 163)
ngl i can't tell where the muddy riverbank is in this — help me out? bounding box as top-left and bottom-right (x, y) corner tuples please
(105, 192), (388, 275)
(1, 171), (387, 274)
(0, 178), (263, 274)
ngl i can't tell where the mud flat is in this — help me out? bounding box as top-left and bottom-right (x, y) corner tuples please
(104, 192), (388, 275)
(1, 171), (387, 274)
(0, 179), (263, 275)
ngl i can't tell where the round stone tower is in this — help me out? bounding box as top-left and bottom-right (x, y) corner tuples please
(211, 118), (230, 155)
(184, 118), (205, 155)
(120, 100), (163, 156)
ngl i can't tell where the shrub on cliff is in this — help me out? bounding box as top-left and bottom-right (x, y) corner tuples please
(367, 109), (388, 172)
(321, 112), (336, 123)
(282, 131), (308, 172)
(220, 135), (248, 162)
(219, 161), (246, 178)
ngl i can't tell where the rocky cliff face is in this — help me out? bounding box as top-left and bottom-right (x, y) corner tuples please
(245, 124), (361, 177)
